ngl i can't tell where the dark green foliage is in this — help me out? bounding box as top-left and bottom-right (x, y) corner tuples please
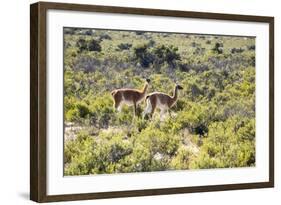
(76, 38), (88, 53)
(231, 47), (245, 54)
(178, 63), (191, 72)
(133, 44), (154, 67)
(133, 44), (181, 69)
(247, 45), (255, 50)
(191, 117), (255, 169)
(88, 39), (102, 52)
(63, 28), (256, 175)
(153, 45), (181, 68)
(212, 42), (224, 54)
(206, 40), (211, 44)
(76, 38), (102, 53)
(117, 43), (132, 51)
(135, 31), (146, 35)
(73, 56), (101, 72)
(98, 33), (112, 41)
(65, 101), (90, 122)
(78, 29), (93, 35)
(191, 42), (200, 47)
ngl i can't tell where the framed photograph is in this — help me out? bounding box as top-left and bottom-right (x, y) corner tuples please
(30, 1), (274, 202)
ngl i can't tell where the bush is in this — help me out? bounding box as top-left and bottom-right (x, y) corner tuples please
(65, 131), (133, 175)
(133, 44), (181, 69)
(175, 103), (214, 136)
(117, 43), (132, 51)
(206, 40), (211, 44)
(247, 45), (255, 50)
(125, 125), (181, 172)
(77, 29), (93, 35)
(152, 45), (181, 68)
(135, 31), (145, 35)
(190, 116), (255, 169)
(98, 33), (112, 41)
(74, 57), (101, 72)
(64, 131), (96, 175)
(231, 47), (245, 54)
(65, 102), (90, 122)
(88, 94), (115, 128)
(76, 38), (88, 53)
(88, 39), (102, 52)
(212, 42), (223, 54)
(133, 43), (154, 68)
(170, 146), (194, 170)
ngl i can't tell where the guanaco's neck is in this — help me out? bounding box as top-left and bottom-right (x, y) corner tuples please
(172, 86), (178, 100)
(141, 83), (148, 94)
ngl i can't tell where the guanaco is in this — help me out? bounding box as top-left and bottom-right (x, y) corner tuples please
(111, 78), (150, 116)
(143, 84), (183, 119)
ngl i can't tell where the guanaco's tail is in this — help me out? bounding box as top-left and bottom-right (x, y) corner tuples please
(111, 90), (117, 96)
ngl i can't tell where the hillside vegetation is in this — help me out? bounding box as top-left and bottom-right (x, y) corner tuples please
(63, 28), (255, 176)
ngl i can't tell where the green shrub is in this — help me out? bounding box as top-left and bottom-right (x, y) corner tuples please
(64, 131), (96, 175)
(191, 116), (255, 169)
(65, 101), (90, 122)
(152, 45), (181, 68)
(117, 43), (132, 51)
(133, 43), (153, 68)
(76, 38), (88, 53)
(88, 39), (102, 52)
(65, 131), (134, 175)
(170, 146), (194, 170)
(212, 42), (223, 54)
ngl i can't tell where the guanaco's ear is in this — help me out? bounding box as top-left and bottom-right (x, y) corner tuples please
(177, 85), (184, 90)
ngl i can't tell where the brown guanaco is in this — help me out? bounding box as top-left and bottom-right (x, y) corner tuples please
(111, 78), (150, 116)
(143, 84), (183, 119)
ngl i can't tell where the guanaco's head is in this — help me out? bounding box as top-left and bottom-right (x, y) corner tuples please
(176, 85), (183, 90)
(145, 78), (151, 84)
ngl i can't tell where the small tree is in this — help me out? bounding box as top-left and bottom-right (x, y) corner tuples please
(133, 44), (154, 68)
(117, 43), (132, 51)
(76, 38), (87, 53)
(88, 39), (102, 52)
(212, 42), (223, 54)
(153, 45), (181, 69)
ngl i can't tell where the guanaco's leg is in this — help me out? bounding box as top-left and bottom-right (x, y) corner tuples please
(160, 108), (166, 121)
(150, 97), (156, 119)
(143, 99), (151, 119)
(113, 92), (122, 112)
(133, 101), (137, 117)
